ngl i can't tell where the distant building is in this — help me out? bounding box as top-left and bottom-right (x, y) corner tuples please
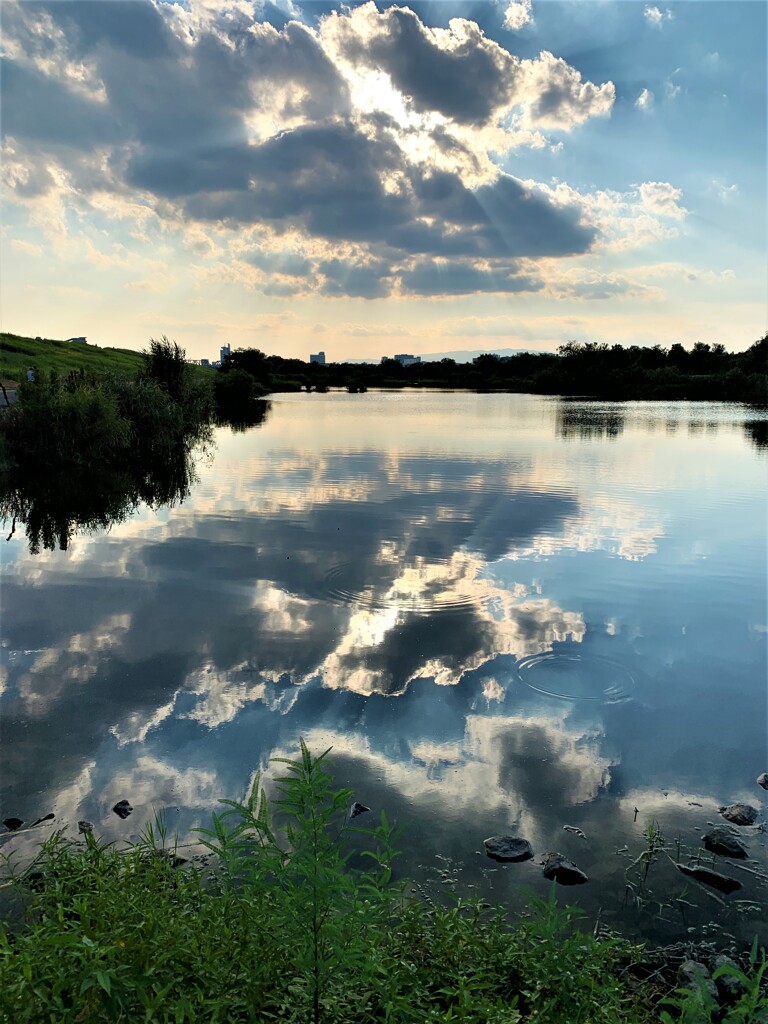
(309, 351), (326, 365)
(220, 344), (231, 364)
(67, 336), (87, 344)
(200, 358), (211, 368)
(389, 353), (421, 366)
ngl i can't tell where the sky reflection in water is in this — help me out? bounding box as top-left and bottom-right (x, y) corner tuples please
(1, 393), (766, 945)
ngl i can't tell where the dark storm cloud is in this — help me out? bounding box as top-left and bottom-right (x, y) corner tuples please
(400, 262), (543, 296)
(319, 258), (394, 298)
(129, 119), (593, 269)
(1, 60), (116, 148)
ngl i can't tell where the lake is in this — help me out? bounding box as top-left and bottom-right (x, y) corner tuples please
(2, 392), (766, 947)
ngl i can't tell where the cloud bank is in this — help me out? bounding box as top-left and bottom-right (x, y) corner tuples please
(1, 0), (621, 297)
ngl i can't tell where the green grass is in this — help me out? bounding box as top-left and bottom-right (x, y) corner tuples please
(0, 332), (145, 384)
(1, 743), (765, 1024)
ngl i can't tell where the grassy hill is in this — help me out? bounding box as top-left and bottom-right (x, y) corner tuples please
(0, 332), (145, 384)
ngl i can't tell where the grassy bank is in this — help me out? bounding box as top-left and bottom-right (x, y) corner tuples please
(0, 338), (212, 472)
(0, 333), (145, 384)
(1, 745), (765, 1024)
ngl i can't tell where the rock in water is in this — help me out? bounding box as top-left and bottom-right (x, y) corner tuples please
(349, 802), (370, 819)
(2, 818), (24, 831)
(483, 836), (534, 863)
(757, 773), (768, 791)
(676, 863), (742, 895)
(30, 813), (54, 827)
(702, 826), (748, 859)
(541, 852), (588, 885)
(113, 800), (133, 820)
(719, 803), (758, 826)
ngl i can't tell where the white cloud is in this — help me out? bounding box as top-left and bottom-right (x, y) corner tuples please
(504, 0), (534, 31)
(644, 6), (673, 28)
(665, 79), (682, 101)
(10, 238), (43, 256)
(712, 181), (739, 203)
(635, 88), (654, 112)
(522, 178), (688, 252)
(638, 181), (687, 221)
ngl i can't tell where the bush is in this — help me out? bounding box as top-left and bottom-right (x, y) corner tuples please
(0, 371), (131, 468)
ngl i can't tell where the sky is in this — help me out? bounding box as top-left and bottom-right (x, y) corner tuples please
(1, 0), (766, 363)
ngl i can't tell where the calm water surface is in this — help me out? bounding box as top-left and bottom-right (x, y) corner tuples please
(2, 393), (766, 946)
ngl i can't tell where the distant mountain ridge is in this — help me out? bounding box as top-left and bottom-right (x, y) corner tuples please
(418, 347), (538, 363)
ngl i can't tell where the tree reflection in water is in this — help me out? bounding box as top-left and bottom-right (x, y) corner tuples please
(0, 401), (271, 553)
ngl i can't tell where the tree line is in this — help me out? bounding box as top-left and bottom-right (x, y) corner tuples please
(221, 336), (767, 403)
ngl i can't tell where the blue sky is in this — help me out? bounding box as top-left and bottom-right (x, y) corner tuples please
(1, 0), (765, 361)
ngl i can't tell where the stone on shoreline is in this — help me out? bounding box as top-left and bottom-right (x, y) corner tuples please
(718, 803), (758, 826)
(541, 852), (588, 885)
(113, 799), (133, 819)
(677, 960), (718, 1006)
(711, 955), (747, 1003)
(2, 818), (24, 831)
(483, 836), (534, 863)
(702, 826), (748, 859)
(757, 773), (768, 791)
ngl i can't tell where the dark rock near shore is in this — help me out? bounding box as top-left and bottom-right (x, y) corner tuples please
(757, 773), (768, 791)
(719, 803), (758, 826)
(2, 817), (24, 831)
(702, 826), (748, 859)
(483, 836), (534, 863)
(711, 955), (747, 1003)
(676, 864), (742, 894)
(349, 802), (370, 819)
(113, 799), (133, 819)
(541, 852), (588, 885)
(677, 960), (718, 1006)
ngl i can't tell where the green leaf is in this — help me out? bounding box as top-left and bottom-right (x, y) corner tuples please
(95, 970), (112, 995)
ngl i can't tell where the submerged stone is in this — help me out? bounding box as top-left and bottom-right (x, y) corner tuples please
(676, 863), (742, 895)
(113, 799), (133, 820)
(483, 836), (534, 863)
(541, 852), (588, 885)
(757, 773), (768, 791)
(2, 818), (23, 831)
(719, 803), (758, 826)
(349, 802), (370, 819)
(702, 826), (748, 859)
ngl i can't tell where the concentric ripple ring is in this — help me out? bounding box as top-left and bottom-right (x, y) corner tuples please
(516, 652), (637, 704)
